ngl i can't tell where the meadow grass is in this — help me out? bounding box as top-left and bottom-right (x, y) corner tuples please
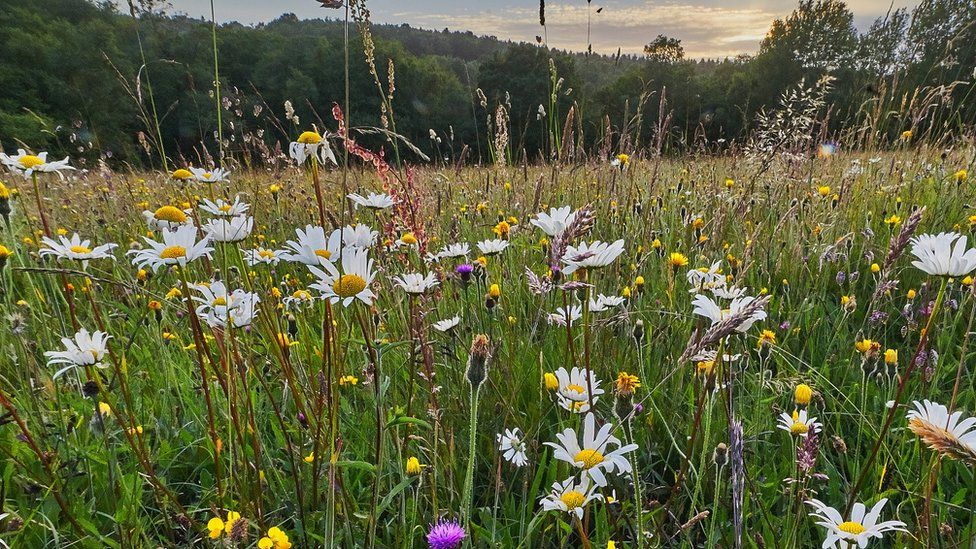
(0, 145), (975, 548)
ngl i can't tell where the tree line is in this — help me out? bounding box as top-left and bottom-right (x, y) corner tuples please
(0, 0), (973, 169)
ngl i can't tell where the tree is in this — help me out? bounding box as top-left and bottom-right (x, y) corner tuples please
(643, 35), (684, 64)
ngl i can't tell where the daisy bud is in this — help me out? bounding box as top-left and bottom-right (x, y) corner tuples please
(287, 314), (298, 339)
(794, 384), (813, 407)
(465, 334), (491, 390)
(82, 380), (100, 399)
(632, 319), (645, 345)
(712, 442), (728, 467)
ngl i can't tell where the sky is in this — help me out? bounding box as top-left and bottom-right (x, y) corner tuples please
(140, 0), (918, 59)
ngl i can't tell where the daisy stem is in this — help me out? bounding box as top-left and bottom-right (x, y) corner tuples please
(624, 419), (644, 549)
(845, 276), (947, 515)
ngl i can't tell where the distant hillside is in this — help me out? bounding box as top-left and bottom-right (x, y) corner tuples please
(0, 0), (972, 168)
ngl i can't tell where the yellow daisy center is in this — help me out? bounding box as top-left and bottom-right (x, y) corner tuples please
(574, 449), (605, 469)
(790, 421), (808, 435)
(218, 204), (232, 213)
(314, 249), (332, 260)
(838, 521), (866, 535)
(204, 172), (213, 179)
(212, 297), (227, 307)
(70, 245), (92, 254)
(160, 245), (187, 259)
(560, 490), (586, 510)
(333, 274), (367, 298)
(154, 206), (187, 223)
(259, 250), (274, 259)
(298, 131), (322, 144)
(172, 169), (193, 180)
(566, 383), (585, 394)
(19, 155), (44, 169)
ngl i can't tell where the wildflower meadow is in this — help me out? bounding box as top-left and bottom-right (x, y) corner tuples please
(2, 1), (976, 548)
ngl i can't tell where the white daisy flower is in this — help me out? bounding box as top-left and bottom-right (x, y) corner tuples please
(432, 315), (461, 332)
(189, 167), (230, 183)
(243, 247), (284, 266)
(477, 239), (509, 255)
(1, 149), (74, 179)
(342, 224), (378, 249)
(545, 412), (638, 487)
(309, 247), (377, 307)
(589, 294), (625, 312)
(199, 196), (249, 217)
(530, 206), (577, 237)
(553, 366), (604, 414)
(201, 215), (253, 243)
(142, 206), (193, 232)
(44, 328), (111, 379)
(282, 289), (317, 311)
(906, 399), (976, 460)
(805, 498), (906, 548)
(540, 476), (602, 520)
(435, 242), (470, 261)
(290, 131), (337, 165)
(497, 428), (529, 467)
(561, 239), (626, 275)
(909, 232), (976, 277)
(348, 192), (396, 210)
(393, 272), (439, 295)
(691, 294), (767, 333)
(548, 305), (582, 327)
(282, 225), (342, 266)
(39, 233), (117, 269)
(128, 224), (213, 272)
(190, 280), (260, 329)
(711, 284), (747, 299)
(686, 262), (724, 293)
(777, 409), (821, 437)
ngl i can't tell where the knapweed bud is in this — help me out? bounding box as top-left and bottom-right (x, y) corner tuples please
(465, 334), (491, 389)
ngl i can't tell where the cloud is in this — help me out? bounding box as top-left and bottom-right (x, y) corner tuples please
(392, 1), (781, 58)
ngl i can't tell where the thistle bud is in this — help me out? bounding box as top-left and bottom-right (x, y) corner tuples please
(465, 334), (491, 390)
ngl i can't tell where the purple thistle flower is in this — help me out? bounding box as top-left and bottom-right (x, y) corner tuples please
(427, 518), (465, 549)
(456, 263), (474, 283)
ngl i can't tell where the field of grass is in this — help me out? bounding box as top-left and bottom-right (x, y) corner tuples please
(1, 142), (976, 548)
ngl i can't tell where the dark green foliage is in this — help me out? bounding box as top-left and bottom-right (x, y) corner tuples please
(0, 0), (973, 167)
